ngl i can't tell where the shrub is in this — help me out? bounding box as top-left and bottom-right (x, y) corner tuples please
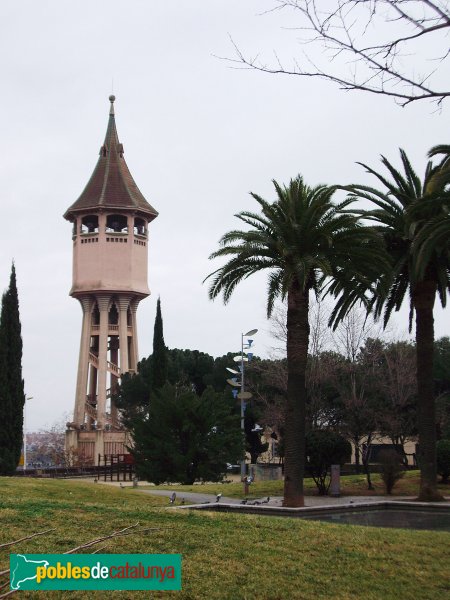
(379, 450), (404, 494)
(436, 439), (450, 483)
(132, 384), (242, 485)
(305, 430), (352, 495)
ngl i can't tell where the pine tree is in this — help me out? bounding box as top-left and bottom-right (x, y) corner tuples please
(0, 264), (25, 475)
(132, 385), (242, 484)
(151, 297), (168, 390)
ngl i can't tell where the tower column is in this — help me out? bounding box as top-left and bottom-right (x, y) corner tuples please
(87, 362), (97, 429)
(98, 212), (106, 240)
(74, 296), (93, 425)
(96, 294), (110, 428)
(109, 337), (120, 428)
(129, 297), (141, 371)
(118, 296), (131, 373)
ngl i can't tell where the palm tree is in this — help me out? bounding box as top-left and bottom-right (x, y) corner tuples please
(346, 149), (450, 501)
(205, 175), (387, 507)
(428, 145), (450, 167)
(412, 144), (450, 277)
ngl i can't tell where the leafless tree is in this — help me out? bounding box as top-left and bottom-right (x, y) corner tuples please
(378, 340), (417, 447)
(332, 304), (384, 359)
(329, 308), (387, 485)
(269, 296), (331, 357)
(228, 1), (450, 106)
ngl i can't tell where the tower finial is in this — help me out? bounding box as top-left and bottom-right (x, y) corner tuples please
(109, 94), (116, 116)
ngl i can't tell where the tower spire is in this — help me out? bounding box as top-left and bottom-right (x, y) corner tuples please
(64, 96), (157, 221)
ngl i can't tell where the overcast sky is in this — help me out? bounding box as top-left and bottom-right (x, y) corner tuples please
(0, 1), (448, 430)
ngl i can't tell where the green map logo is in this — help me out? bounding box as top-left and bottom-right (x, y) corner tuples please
(10, 554), (182, 591)
(10, 555), (50, 590)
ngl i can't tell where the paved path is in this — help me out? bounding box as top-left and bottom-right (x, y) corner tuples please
(132, 488), (422, 507)
(77, 479), (449, 507)
(138, 489), (240, 505)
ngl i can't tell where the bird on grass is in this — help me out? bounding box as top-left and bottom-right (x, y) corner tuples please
(169, 492), (177, 504)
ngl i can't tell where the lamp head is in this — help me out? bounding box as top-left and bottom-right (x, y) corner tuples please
(244, 328), (258, 337)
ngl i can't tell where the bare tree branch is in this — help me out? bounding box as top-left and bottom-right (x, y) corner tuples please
(0, 529), (55, 550)
(62, 523), (141, 554)
(225, 0), (450, 106)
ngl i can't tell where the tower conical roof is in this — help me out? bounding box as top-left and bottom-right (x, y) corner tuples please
(64, 96), (158, 221)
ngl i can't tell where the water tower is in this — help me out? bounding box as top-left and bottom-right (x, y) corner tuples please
(64, 96), (158, 462)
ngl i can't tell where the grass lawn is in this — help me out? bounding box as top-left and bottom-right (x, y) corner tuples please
(145, 470), (450, 500)
(0, 477), (449, 599)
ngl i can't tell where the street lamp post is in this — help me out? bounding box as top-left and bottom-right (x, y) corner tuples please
(226, 328), (257, 495)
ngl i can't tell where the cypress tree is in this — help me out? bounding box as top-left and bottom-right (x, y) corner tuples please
(0, 305), (12, 474)
(0, 264), (25, 475)
(151, 297), (168, 389)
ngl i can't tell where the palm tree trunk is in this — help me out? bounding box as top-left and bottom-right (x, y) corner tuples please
(283, 281), (309, 507)
(414, 279), (443, 501)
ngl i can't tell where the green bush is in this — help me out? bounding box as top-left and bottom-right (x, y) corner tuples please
(379, 450), (405, 494)
(436, 439), (450, 483)
(305, 430), (352, 495)
(131, 384), (242, 485)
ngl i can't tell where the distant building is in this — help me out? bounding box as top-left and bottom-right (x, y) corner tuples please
(64, 96), (158, 463)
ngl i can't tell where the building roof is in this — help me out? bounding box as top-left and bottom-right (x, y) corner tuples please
(64, 96), (158, 221)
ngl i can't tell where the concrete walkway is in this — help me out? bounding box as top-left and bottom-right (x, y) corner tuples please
(139, 489), (239, 505)
(138, 489), (429, 507)
(77, 478), (448, 507)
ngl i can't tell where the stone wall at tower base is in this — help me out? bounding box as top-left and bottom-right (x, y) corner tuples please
(65, 429), (131, 466)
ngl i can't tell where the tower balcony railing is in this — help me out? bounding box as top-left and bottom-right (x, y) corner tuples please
(91, 324), (128, 334)
(89, 352), (121, 377)
(107, 361), (121, 377)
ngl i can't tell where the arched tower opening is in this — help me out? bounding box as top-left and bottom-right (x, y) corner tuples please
(81, 215), (99, 234)
(134, 217), (147, 236)
(106, 214), (128, 233)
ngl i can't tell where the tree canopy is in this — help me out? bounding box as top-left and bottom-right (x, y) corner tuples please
(0, 264), (25, 475)
(151, 297), (168, 390)
(131, 385), (242, 485)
